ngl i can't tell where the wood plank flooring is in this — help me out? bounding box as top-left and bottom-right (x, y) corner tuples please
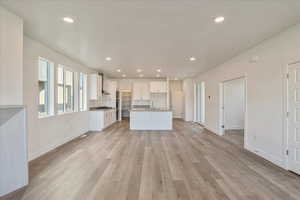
(2, 120), (300, 200)
(224, 130), (244, 148)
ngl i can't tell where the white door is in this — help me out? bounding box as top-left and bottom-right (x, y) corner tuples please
(223, 78), (245, 130)
(288, 64), (300, 175)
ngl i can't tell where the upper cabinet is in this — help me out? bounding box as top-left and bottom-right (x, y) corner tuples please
(89, 74), (102, 100)
(132, 82), (150, 101)
(118, 79), (132, 91)
(150, 81), (167, 93)
(107, 80), (117, 95)
(106, 80), (117, 108)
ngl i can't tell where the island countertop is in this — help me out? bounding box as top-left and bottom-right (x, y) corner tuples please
(130, 108), (172, 112)
(0, 105), (25, 110)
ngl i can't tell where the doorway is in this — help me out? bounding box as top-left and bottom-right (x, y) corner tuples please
(194, 81), (205, 125)
(220, 77), (246, 148)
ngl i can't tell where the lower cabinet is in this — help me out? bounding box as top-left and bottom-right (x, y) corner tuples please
(89, 109), (116, 131)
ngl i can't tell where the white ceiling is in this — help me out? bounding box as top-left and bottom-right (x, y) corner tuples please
(1, 0), (300, 79)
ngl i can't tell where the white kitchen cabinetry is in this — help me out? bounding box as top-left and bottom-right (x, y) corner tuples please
(107, 80), (117, 108)
(119, 79), (132, 91)
(89, 109), (116, 131)
(89, 74), (102, 100)
(132, 82), (150, 101)
(107, 80), (117, 95)
(103, 78), (110, 93)
(150, 81), (167, 93)
(108, 81), (117, 108)
(102, 80), (117, 108)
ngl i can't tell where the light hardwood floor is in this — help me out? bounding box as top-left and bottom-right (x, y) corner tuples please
(224, 129), (244, 148)
(2, 120), (300, 200)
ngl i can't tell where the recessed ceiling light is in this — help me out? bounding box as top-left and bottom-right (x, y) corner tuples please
(63, 17), (74, 23)
(156, 69), (161, 73)
(122, 74), (126, 77)
(189, 57), (196, 61)
(105, 57), (112, 61)
(137, 69), (142, 73)
(116, 69), (121, 72)
(214, 16), (225, 23)
(139, 74), (144, 77)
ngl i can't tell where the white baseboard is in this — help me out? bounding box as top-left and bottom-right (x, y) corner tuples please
(225, 127), (244, 130)
(29, 130), (89, 161)
(244, 144), (286, 169)
(205, 126), (222, 136)
(204, 127), (287, 170)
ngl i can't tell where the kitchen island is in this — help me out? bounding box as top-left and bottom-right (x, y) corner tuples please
(130, 109), (173, 130)
(0, 106), (28, 196)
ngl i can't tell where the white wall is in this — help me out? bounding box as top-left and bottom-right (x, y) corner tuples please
(23, 36), (96, 160)
(183, 78), (194, 121)
(0, 6), (23, 105)
(224, 78), (245, 130)
(193, 23), (300, 169)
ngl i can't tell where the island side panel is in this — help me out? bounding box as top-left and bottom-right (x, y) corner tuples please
(130, 111), (172, 130)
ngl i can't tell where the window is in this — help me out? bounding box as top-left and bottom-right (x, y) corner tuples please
(57, 65), (74, 114)
(38, 58), (54, 117)
(57, 67), (64, 113)
(79, 73), (87, 111)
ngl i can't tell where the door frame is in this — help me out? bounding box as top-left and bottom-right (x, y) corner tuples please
(285, 61), (300, 171)
(194, 81), (205, 126)
(219, 76), (248, 148)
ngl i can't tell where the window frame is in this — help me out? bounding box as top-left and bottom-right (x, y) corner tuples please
(38, 57), (54, 118)
(57, 65), (75, 114)
(79, 72), (88, 111)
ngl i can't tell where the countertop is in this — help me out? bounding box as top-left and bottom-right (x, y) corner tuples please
(130, 108), (172, 112)
(89, 107), (116, 111)
(0, 105), (25, 110)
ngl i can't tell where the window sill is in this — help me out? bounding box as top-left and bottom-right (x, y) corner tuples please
(38, 114), (55, 119)
(39, 110), (88, 119)
(57, 111), (76, 116)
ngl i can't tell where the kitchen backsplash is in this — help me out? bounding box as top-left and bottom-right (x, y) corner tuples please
(132, 100), (151, 106)
(131, 93), (167, 109)
(89, 95), (113, 108)
(151, 93), (167, 109)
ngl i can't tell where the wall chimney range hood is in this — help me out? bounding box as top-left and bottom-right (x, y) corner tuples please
(99, 73), (110, 95)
